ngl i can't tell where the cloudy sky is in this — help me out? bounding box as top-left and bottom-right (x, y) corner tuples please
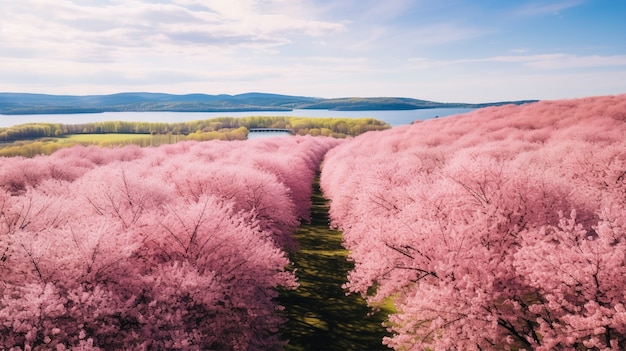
(0, 0), (625, 102)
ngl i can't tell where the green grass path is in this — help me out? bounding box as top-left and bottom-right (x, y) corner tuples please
(279, 178), (390, 351)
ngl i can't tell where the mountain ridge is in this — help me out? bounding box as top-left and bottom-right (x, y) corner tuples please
(0, 92), (537, 115)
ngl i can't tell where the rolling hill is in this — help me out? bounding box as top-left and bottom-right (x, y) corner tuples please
(0, 92), (537, 115)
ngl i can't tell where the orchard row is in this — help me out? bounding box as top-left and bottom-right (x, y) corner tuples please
(321, 94), (626, 350)
(0, 136), (341, 350)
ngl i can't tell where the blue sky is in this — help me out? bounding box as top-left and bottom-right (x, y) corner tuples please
(0, 0), (624, 102)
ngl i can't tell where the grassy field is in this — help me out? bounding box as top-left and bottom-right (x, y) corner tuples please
(279, 178), (392, 350)
(62, 133), (154, 144)
(0, 134), (187, 157)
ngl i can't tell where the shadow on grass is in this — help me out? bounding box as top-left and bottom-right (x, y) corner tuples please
(279, 179), (391, 351)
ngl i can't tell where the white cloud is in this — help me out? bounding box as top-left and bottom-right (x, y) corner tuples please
(358, 0), (416, 21)
(0, 0), (624, 102)
(408, 22), (489, 45)
(515, 0), (585, 16)
(0, 0), (346, 59)
(516, 54), (626, 69)
(509, 48), (529, 54)
(408, 54), (626, 70)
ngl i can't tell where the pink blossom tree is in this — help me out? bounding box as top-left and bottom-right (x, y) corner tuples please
(0, 135), (340, 350)
(321, 94), (626, 350)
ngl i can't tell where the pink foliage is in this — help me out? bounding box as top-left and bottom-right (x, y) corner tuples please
(0, 136), (338, 350)
(320, 95), (626, 350)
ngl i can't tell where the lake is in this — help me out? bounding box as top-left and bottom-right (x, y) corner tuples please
(0, 108), (475, 128)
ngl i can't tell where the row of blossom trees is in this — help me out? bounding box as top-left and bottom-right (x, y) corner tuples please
(320, 95), (626, 350)
(0, 136), (341, 350)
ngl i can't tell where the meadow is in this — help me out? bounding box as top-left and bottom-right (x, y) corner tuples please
(279, 178), (392, 350)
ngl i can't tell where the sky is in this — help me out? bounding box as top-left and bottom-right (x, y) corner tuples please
(0, 0), (625, 103)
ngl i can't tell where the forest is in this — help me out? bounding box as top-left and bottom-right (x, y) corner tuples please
(1, 94), (625, 350)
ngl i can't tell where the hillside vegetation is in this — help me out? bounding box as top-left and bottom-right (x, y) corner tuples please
(0, 92), (537, 114)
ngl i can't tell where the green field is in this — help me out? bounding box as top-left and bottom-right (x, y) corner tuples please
(280, 178), (393, 350)
(62, 133), (154, 144)
(0, 134), (188, 157)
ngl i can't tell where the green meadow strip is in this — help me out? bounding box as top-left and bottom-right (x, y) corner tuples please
(279, 178), (392, 351)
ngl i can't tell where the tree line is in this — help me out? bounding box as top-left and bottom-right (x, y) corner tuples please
(0, 116), (389, 157)
(0, 116), (390, 142)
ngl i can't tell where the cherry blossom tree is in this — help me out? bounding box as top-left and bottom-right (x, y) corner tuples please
(0, 135), (339, 350)
(321, 94), (626, 350)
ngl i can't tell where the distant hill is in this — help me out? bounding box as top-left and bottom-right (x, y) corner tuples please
(0, 92), (537, 115)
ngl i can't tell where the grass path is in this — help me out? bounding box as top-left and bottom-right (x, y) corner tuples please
(279, 178), (390, 351)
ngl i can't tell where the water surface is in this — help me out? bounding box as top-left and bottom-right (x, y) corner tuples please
(0, 108), (475, 128)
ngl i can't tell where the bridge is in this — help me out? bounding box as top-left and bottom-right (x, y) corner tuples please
(247, 128), (295, 139)
(248, 128), (295, 134)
